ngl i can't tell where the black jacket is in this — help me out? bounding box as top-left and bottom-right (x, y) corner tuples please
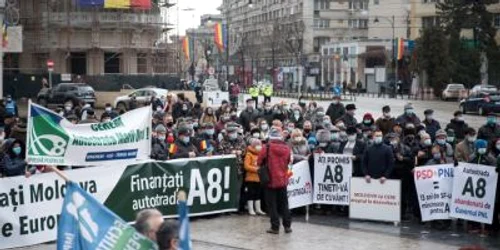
(170, 139), (200, 159)
(151, 138), (169, 161)
(478, 124), (500, 143)
(339, 140), (366, 177)
(238, 108), (260, 132)
(326, 103), (345, 123)
(362, 143), (394, 178)
(339, 113), (357, 128)
(445, 119), (469, 141)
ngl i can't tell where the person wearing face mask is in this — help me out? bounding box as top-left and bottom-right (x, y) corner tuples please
(416, 132), (433, 166)
(338, 104), (357, 128)
(445, 129), (457, 149)
(362, 130), (395, 184)
(340, 127), (365, 177)
(243, 138), (266, 216)
(396, 103), (421, 128)
(289, 107), (305, 129)
(433, 129), (454, 160)
(239, 99), (260, 132)
(63, 102), (75, 118)
(375, 106), (395, 136)
(314, 129), (334, 154)
(361, 127), (374, 147)
(4, 95), (18, 117)
(423, 109), (441, 141)
(163, 114), (175, 133)
(303, 102), (317, 121)
(326, 95), (345, 123)
(302, 121), (314, 139)
(195, 122), (218, 156)
(258, 120), (270, 140)
(151, 125), (169, 161)
(217, 124), (247, 169)
(360, 113), (376, 131)
(169, 124), (200, 159)
(455, 128), (477, 162)
(311, 106), (326, 127)
(79, 103), (92, 121)
(260, 103), (275, 125)
(470, 139), (495, 166)
(478, 113), (500, 142)
(0, 139), (32, 177)
(290, 129), (310, 163)
(102, 103), (118, 120)
(445, 111), (469, 141)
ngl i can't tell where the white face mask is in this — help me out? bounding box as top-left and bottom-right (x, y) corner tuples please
(478, 148), (487, 155)
(255, 145), (262, 151)
(496, 144), (500, 151)
(347, 135), (356, 142)
(252, 133), (260, 138)
(105, 107), (112, 112)
(467, 136), (477, 143)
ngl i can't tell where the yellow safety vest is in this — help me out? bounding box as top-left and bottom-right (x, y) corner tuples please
(263, 86), (273, 97)
(250, 87), (259, 97)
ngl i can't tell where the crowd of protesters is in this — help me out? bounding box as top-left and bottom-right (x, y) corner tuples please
(1, 90), (500, 236)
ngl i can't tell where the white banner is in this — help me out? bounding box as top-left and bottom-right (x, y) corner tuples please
(0, 166), (122, 249)
(204, 91), (229, 107)
(287, 160), (313, 209)
(313, 154), (352, 205)
(26, 103), (152, 166)
(349, 177), (401, 223)
(414, 164), (454, 222)
(450, 163), (498, 224)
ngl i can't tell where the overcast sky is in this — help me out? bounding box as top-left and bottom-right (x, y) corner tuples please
(174, 0), (222, 35)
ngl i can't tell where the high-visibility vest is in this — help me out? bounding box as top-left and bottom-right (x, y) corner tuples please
(249, 87), (259, 97)
(263, 86), (273, 97)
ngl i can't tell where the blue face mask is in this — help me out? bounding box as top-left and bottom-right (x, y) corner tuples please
(158, 135), (166, 141)
(487, 117), (497, 125)
(205, 129), (215, 135)
(181, 136), (190, 144)
(12, 147), (21, 155)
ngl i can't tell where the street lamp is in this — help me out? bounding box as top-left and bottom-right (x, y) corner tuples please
(374, 15), (397, 98)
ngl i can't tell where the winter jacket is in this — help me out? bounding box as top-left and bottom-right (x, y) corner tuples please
(217, 137), (247, 169)
(375, 117), (395, 135)
(326, 103), (345, 123)
(9, 124), (26, 146)
(260, 110), (275, 125)
(244, 146), (260, 183)
(170, 139), (200, 159)
(423, 119), (441, 140)
(445, 119), (469, 141)
(195, 134), (218, 156)
(258, 139), (292, 189)
(288, 114), (305, 129)
(396, 114), (421, 128)
(102, 110), (119, 120)
(338, 113), (357, 128)
(478, 124), (500, 143)
(238, 108), (260, 132)
(0, 139), (28, 177)
(151, 138), (169, 161)
(362, 143), (395, 178)
(416, 144), (433, 166)
(455, 140), (475, 162)
(291, 140), (310, 163)
(200, 114), (217, 125)
(339, 140), (366, 176)
(469, 153), (495, 166)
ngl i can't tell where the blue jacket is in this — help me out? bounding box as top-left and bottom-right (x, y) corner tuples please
(362, 143), (395, 178)
(424, 119), (441, 140)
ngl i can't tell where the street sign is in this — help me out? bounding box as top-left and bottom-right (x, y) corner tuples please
(47, 60), (54, 72)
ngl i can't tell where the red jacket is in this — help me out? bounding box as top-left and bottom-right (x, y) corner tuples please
(258, 139), (291, 189)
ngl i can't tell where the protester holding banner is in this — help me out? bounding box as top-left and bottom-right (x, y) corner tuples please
(170, 123), (200, 159)
(340, 127), (365, 177)
(362, 130), (394, 184)
(455, 128), (477, 162)
(152, 125), (169, 161)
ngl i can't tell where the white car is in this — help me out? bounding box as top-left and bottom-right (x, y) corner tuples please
(470, 84), (498, 95)
(441, 83), (466, 101)
(114, 88), (168, 111)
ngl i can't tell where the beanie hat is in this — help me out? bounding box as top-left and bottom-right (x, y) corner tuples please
(316, 129), (331, 143)
(307, 136), (318, 145)
(475, 139), (487, 149)
(155, 124), (166, 133)
(435, 129), (447, 138)
(404, 103), (413, 110)
(363, 113), (373, 120)
(268, 127), (283, 140)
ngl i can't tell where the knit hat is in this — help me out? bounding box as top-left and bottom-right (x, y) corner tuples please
(363, 113), (373, 120)
(316, 129), (331, 143)
(404, 103), (413, 110)
(155, 124), (167, 133)
(435, 129), (447, 138)
(475, 139), (487, 149)
(307, 136), (318, 145)
(268, 127), (283, 140)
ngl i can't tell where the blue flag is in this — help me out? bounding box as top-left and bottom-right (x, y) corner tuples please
(57, 182), (157, 250)
(178, 200), (192, 250)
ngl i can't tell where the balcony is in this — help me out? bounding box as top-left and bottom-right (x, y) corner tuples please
(40, 11), (163, 30)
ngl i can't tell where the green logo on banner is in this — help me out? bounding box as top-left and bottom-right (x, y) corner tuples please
(28, 105), (70, 163)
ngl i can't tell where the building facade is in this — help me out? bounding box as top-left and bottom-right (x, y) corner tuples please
(17, 0), (173, 76)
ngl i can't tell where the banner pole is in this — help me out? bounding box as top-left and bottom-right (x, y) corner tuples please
(305, 205), (309, 222)
(49, 166), (71, 182)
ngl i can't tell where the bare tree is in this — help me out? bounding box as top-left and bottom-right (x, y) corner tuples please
(262, 19), (284, 74)
(280, 19), (305, 92)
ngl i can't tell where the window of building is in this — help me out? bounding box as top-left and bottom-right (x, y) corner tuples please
(137, 53), (148, 74)
(349, 0), (369, 10)
(314, 0), (330, 10)
(70, 53), (87, 75)
(348, 19), (368, 28)
(422, 0), (440, 3)
(105, 53), (121, 74)
(314, 19), (330, 28)
(494, 14), (500, 28)
(422, 16), (440, 28)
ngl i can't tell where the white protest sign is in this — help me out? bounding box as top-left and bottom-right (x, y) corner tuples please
(287, 160), (313, 209)
(349, 177), (401, 223)
(313, 154), (352, 205)
(26, 103), (152, 166)
(204, 91), (229, 107)
(450, 163), (498, 224)
(414, 164), (454, 221)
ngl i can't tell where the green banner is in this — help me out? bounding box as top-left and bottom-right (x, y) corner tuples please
(104, 156), (239, 221)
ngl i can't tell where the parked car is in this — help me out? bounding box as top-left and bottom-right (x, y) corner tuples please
(114, 87), (168, 111)
(442, 83), (466, 101)
(470, 84), (498, 95)
(37, 83), (96, 107)
(460, 92), (500, 116)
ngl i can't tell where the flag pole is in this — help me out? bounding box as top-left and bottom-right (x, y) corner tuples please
(49, 166), (71, 182)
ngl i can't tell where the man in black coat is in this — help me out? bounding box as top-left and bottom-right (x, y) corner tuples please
(362, 130), (395, 184)
(445, 111), (469, 141)
(338, 104), (357, 128)
(326, 95), (345, 123)
(339, 126), (365, 177)
(238, 99), (260, 132)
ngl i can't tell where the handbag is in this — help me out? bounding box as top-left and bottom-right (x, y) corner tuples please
(258, 144), (271, 187)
